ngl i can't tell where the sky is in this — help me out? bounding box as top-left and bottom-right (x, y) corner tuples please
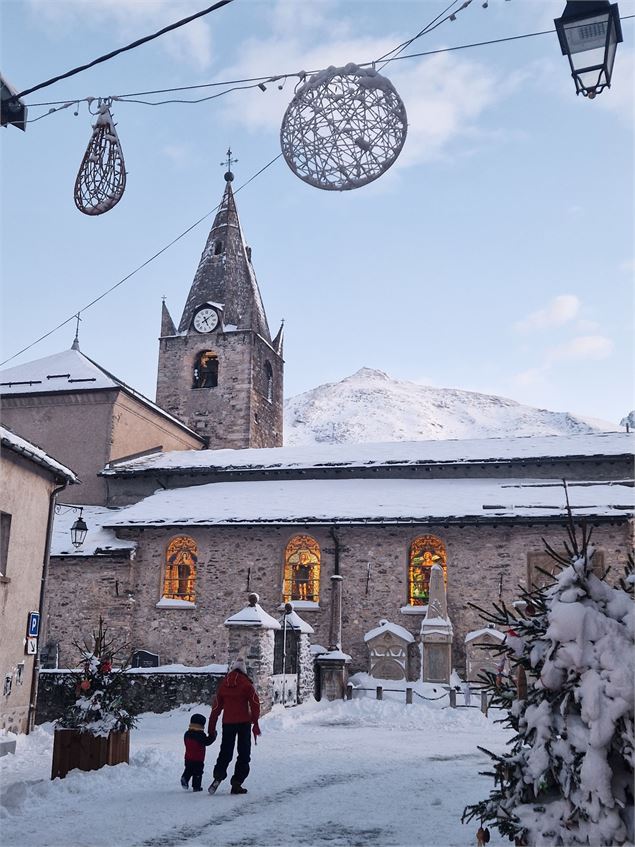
(1, 0), (633, 426)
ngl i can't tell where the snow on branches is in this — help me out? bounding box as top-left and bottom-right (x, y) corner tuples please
(55, 616), (137, 737)
(463, 507), (634, 846)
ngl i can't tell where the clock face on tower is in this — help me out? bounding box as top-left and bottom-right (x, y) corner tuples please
(192, 306), (219, 333)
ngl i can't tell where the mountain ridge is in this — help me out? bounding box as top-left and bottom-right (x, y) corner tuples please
(283, 368), (619, 447)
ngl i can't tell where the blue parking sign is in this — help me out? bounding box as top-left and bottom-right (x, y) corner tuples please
(27, 611), (40, 638)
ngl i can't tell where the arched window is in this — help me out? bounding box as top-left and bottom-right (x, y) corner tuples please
(408, 535), (446, 606)
(214, 239), (223, 255)
(283, 535), (320, 603)
(163, 536), (197, 602)
(265, 361), (273, 402)
(192, 351), (218, 389)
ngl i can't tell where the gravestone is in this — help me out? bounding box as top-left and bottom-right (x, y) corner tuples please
(131, 650), (160, 668)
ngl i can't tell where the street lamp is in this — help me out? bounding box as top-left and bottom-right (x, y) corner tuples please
(55, 504), (88, 548)
(555, 1), (623, 98)
(70, 513), (88, 549)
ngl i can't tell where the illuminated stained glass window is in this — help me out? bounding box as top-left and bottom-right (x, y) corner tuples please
(192, 351), (218, 389)
(283, 534), (320, 603)
(163, 536), (197, 602)
(408, 535), (446, 606)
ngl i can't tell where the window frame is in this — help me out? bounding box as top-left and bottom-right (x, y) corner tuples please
(283, 534), (321, 604)
(162, 535), (198, 603)
(407, 534), (447, 606)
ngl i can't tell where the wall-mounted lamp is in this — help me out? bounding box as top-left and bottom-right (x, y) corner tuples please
(55, 504), (88, 548)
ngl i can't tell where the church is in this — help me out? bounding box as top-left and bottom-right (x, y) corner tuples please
(2, 169), (633, 687)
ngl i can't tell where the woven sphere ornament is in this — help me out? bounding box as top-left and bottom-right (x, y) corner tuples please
(280, 63), (407, 191)
(74, 99), (126, 215)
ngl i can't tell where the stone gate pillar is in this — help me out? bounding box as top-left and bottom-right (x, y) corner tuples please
(316, 574), (350, 700)
(224, 592), (280, 714)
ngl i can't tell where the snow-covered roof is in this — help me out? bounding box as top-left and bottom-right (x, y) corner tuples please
(282, 609), (314, 633)
(225, 602), (281, 629)
(364, 620), (415, 643)
(0, 425), (77, 483)
(51, 505), (135, 557)
(0, 348), (203, 441)
(102, 431), (633, 476)
(465, 628), (505, 643)
(102, 477), (634, 527)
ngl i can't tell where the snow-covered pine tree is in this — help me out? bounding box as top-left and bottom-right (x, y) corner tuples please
(463, 505), (634, 846)
(56, 616), (137, 736)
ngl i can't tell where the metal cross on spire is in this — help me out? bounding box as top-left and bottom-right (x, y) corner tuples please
(71, 312), (82, 350)
(221, 147), (238, 182)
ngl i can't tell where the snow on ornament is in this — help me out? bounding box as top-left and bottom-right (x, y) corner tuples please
(74, 99), (126, 216)
(280, 63), (407, 191)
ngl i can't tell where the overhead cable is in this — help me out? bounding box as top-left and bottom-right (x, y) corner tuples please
(16, 0), (237, 99)
(0, 153), (282, 367)
(24, 14), (635, 112)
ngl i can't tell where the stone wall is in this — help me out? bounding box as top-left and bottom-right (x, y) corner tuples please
(44, 520), (633, 677)
(36, 670), (223, 725)
(249, 335), (283, 448)
(44, 554), (135, 669)
(156, 330), (282, 449)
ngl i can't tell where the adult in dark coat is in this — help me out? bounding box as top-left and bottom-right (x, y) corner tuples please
(207, 658), (261, 795)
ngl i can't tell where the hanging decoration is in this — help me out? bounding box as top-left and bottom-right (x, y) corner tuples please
(280, 63), (407, 191)
(74, 98), (126, 215)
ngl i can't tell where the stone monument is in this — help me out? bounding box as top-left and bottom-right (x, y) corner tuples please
(364, 619), (414, 680)
(420, 564), (453, 683)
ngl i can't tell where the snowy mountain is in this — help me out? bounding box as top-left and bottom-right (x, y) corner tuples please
(283, 368), (620, 446)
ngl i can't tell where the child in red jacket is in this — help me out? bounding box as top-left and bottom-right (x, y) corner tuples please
(207, 658), (261, 795)
(181, 713), (215, 792)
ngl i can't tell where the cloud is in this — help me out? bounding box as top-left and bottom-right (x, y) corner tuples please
(547, 335), (614, 362)
(27, 0), (214, 69)
(515, 295), (580, 333)
(512, 367), (547, 388)
(215, 9), (508, 170)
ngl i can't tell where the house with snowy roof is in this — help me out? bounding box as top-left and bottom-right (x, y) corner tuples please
(0, 345), (204, 505)
(0, 426), (76, 737)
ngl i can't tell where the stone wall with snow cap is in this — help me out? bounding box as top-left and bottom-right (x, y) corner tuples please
(226, 593), (279, 714)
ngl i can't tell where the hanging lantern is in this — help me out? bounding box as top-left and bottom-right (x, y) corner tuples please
(280, 63), (407, 191)
(74, 99), (126, 215)
(70, 514), (88, 548)
(554, 1), (623, 98)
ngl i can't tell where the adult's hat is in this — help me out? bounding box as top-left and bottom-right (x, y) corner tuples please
(191, 713), (206, 726)
(230, 657), (247, 674)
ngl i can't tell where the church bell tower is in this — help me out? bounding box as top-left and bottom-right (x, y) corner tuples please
(156, 162), (284, 449)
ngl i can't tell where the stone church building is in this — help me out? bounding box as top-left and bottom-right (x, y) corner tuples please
(2, 171), (633, 688)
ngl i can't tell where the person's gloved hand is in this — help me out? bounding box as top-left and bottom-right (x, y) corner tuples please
(252, 722), (261, 744)
(208, 730), (217, 743)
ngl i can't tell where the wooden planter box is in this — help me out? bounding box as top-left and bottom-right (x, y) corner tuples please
(51, 729), (129, 779)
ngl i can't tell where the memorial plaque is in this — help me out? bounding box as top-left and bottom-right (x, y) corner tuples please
(426, 644), (448, 682)
(131, 650), (160, 668)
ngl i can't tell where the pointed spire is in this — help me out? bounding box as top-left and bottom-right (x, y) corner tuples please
(71, 313), (81, 351)
(272, 319), (284, 356)
(177, 167), (271, 341)
(160, 298), (176, 337)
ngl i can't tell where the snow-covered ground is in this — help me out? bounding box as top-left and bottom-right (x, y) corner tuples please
(1, 695), (510, 847)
